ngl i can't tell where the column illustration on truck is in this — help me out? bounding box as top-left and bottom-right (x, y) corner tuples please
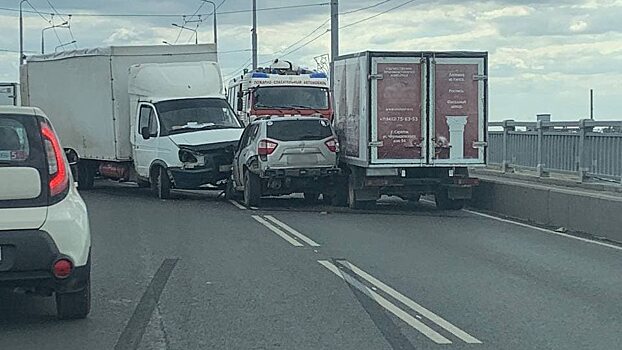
(445, 116), (468, 160)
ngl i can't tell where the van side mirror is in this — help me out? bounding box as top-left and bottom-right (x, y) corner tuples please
(140, 126), (151, 140)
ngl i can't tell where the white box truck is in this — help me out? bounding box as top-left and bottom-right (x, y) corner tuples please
(332, 51), (488, 209)
(20, 44), (244, 199)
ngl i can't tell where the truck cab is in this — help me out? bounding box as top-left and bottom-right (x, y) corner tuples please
(129, 62), (244, 198)
(227, 60), (332, 124)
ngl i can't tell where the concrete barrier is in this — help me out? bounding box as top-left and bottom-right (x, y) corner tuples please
(471, 176), (622, 243)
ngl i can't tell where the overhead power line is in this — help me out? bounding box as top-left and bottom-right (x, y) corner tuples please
(340, 0), (394, 15)
(340, 0), (416, 29)
(0, 3), (328, 18)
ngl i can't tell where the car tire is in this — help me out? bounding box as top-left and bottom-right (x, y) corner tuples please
(152, 166), (172, 199)
(243, 170), (261, 207)
(435, 189), (464, 210)
(56, 279), (91, 320)
(303, 192), (320, 204)
(77, 162), (95, 190)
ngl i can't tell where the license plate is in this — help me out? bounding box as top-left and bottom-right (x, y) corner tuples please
(219, 164), (232, 172)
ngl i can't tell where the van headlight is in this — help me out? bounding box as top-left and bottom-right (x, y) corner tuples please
(179, 149), (198, 163)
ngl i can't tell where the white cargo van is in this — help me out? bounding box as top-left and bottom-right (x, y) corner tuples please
(20, 44), (243, 198)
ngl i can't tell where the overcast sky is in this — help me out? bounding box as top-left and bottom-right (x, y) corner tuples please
(1, 0), (621, 120)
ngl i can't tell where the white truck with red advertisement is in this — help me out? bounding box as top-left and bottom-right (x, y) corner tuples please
(226, 59), (332, 124)
(332, 51), (488, 209)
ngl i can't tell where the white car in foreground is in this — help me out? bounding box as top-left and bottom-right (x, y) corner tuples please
(0, 106), (91, 319)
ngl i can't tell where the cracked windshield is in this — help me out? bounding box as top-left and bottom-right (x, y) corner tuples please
(0, 0), (621, 349)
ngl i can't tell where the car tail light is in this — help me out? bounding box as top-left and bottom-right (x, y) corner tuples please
(52, 258), (73, 279)
(41, 122), (69, 198)
(325, 138), (339, 153)
(258, 139), (278, 156)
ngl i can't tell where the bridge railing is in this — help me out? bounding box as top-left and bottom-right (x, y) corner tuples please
(487, 120), (622, 183)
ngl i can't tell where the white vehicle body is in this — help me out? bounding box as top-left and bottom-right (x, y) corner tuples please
(0, 106), (91, 319)
(20, 44), (243, 197)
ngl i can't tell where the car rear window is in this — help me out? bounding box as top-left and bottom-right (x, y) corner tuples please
(0, 115), (44, 168)
(266, 119), (333, 141)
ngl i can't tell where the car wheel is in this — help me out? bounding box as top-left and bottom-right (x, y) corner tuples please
(77, 162), (95, 190)
(243, 170), (261, 207)
(56, 279), (91, 320)
(435, 189), (464, 210)
(152, 166), (172, 199)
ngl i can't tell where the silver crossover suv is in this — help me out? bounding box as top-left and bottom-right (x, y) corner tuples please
(227, 117), (341, 206)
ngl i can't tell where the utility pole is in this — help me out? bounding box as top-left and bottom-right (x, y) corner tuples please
(251, 0), (257, 69)
(19, 0), (27, 65)
(330, 0), (339, 92)
(590, 89), (594, 120)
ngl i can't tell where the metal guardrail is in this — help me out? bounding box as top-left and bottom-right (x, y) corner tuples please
(487, 120), (622, 184)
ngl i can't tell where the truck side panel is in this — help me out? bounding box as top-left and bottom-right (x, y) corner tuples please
(22, 56), (117, 160)
(333, 55), (369, 165)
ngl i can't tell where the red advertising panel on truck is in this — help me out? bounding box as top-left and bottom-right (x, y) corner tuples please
(431, 58), (486, 164)
(371, 58), (426, 164)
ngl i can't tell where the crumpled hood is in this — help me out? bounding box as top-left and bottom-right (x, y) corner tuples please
(168, 128), (243, 146)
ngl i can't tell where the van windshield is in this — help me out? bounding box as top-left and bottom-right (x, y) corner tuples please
(155, 98), (242, 136)
(254, 87), (329, 110)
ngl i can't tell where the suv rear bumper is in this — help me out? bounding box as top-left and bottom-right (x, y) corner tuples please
(262, 167), (341, 178)
(0, 230), (90, 293)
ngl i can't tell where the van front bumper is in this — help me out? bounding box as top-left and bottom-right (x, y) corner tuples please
(170, 165), (231, 189)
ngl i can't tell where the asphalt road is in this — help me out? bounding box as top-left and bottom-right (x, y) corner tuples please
(1, 181), (621, 349)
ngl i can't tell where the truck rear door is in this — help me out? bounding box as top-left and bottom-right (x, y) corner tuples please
(429, 57), (486, 165)
(370, 57), (427, 165)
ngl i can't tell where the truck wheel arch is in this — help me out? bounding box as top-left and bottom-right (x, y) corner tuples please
(149, 160), (169, 181)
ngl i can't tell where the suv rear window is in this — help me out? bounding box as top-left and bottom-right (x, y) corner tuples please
(266, 119), (333, 141)
(0, 114), (46, 170)
(0, 118), (31, 163)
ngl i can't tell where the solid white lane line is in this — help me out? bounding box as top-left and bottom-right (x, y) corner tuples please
(318, 260), (452, 344)
(229, 200), (247, 210)
(463, 209), (622, 252)
(252, 215), (303, 247)
(338, 260), (482, 344)
(424, 197), (622, 253)
(264, 215), (321, 247)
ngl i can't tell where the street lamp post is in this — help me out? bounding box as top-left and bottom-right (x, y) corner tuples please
(55, 40), (76, 53)
(42, 21), (69, 54)
(172, 23), (198, 44)
(201, 0), (218, 48)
